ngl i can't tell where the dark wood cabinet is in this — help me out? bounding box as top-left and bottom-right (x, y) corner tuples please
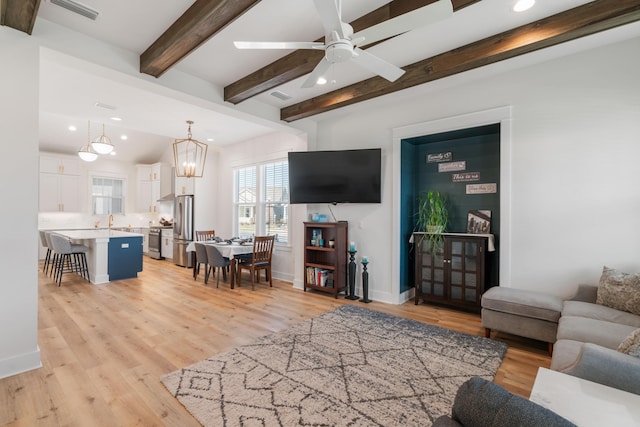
(413, 233), (488, 311)
(303, 221), (348, 298)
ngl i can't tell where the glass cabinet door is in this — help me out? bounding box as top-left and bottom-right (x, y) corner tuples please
(414, 233), (486, 310)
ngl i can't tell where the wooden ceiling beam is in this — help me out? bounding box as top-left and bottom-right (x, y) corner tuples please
(140, 0), (261, 78)
(281, 0), (640, 122)
(1, 0), (41, 35)
(224, 0), (479, 105)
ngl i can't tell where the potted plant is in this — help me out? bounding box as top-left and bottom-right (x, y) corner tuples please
(415, 190), (448, 253)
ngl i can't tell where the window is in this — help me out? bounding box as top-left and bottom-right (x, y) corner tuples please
(263, 161), (289, 243)
(234, 161), (289, 244)
(92, 177), (124, 215)
(235, 167), (256, 237)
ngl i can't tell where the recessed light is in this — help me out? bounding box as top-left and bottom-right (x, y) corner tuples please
(120, 135), (128, 140)
(110, 117), (122, 121)
(110, 151), (116, 156)
(68, 125), (77, 131)
(317, 77), (327, 85)
(513, 0), (535, 12)
(207, 138), (214, 142)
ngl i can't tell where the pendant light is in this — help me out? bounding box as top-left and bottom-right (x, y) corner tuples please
(91, 123), (115, 154)
(78, 120), (98, 162)
(173, 120), (208, 178)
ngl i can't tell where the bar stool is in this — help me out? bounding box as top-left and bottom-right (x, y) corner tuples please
(44, 232), (58, 277)
(49, 233), (90, 285)
(40, 231), (52, 275)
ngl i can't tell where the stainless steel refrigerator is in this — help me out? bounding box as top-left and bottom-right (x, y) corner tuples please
(173, 194), (194, 268)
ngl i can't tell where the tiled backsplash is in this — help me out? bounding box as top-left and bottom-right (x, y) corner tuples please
(39, 212), (161, 230)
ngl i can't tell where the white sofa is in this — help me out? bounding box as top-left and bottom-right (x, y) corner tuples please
(551, 283), (640, 395)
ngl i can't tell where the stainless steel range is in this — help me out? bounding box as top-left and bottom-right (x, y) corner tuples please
(148, 227), (163, 259)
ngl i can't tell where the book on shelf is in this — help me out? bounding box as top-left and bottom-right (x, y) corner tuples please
(306, 267), (330, 286)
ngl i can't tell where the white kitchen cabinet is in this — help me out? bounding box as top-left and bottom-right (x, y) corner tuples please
(137, 163), (171, 213)
(129, 227), (149, 254)
(39, 155), (82, 212)
(142, 228), (149, 254)
(40, 155), (81, 176)
(161, 228), (173, 260)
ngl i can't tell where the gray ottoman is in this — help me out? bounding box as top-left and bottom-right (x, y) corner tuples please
(481, 287), (563, 355)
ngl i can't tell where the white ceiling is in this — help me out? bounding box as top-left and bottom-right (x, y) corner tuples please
(34, 0), (614, 163)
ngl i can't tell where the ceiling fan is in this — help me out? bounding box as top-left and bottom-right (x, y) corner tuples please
(234, 0), (453, 88)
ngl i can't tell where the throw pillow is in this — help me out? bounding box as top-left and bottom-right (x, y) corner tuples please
(617, 328), (640, 358)
(596, 266), (640, 316)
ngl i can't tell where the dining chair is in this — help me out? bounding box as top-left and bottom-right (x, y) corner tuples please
(204, 245), (230, 288)
(237, 235), (275, 290)
(193, 242), (209, 281)
(195, 230), (215, 241)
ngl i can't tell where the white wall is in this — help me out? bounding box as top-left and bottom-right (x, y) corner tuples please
(0, 28), (41, 378)
(311, 34), (640, 301)
(193, 149), (219, 232)
(217, 132), (307, 283)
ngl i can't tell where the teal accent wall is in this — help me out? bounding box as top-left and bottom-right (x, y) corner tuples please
(400, 142), (418, 294)
(400, 124), (500, 293)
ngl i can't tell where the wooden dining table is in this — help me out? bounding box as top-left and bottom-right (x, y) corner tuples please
(185, 241), (253, 288)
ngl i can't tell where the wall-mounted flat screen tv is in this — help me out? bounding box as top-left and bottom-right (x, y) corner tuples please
(288, 148), (381, 204)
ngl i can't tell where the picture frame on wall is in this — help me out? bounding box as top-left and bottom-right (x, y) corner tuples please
(467, 210), (491, 234)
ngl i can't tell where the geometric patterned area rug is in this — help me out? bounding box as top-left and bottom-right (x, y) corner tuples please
(161, 305), (507, 427)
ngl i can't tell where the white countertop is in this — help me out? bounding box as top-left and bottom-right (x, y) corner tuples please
(52, 229), (144, 239)
(410, 232), (495, 251)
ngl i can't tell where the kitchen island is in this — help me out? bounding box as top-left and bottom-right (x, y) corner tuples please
(52, 229), (144, 284)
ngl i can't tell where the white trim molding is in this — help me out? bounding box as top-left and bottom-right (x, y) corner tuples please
(0, 347), (42, 380)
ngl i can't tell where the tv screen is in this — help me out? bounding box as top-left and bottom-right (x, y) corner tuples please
(288, 148), (381, 204)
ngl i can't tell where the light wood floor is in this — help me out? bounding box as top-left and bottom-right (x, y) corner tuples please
(1, 258), (550, 426)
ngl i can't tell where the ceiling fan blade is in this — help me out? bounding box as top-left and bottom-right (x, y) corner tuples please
(352, 0), (453, 47)
(314, 0), (345, 39)
(234, 41), (325, 50)
(301, 57), (332, 88)
(351, 47), (405, 82)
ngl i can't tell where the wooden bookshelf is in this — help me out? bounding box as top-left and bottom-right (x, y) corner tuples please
(303, 221), (348, 298)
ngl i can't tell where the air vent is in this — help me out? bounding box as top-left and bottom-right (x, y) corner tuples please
(270, 90), (292, 101)
(94, 102), (116, 110)
(49, 0), (99, 21)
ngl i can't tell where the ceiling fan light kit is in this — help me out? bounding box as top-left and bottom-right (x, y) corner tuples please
(514, 0), (535, 13)
(234, 0), (453, 88)
(173, 120), (208, 178)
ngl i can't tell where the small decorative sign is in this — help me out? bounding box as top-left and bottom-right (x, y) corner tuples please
(426, 152), (452, 163)
(452, 172), (480, 182)
(466, 183), (497, 194)
(438, 161), (466, 172)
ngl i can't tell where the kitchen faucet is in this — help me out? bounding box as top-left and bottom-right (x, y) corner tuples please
(108, 214), (114, 228)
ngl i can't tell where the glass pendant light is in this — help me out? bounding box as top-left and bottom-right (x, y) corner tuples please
(78, 121), (98, 162)
(91, 123), (115, 154)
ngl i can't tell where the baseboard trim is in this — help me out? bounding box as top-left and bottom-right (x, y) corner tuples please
(0, 347), (42, 379)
